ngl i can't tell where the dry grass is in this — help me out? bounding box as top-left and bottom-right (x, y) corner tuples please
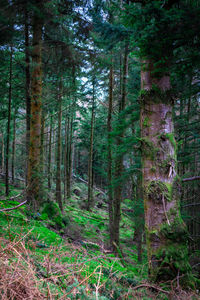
(0, 234), (199, 300)
(0, 237), (44, 299)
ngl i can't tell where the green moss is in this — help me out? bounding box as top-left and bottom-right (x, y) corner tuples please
(140, 89), (173, 105)
(143, 116), (150, 128)
(165, 133), (177, 153)
(42, 201), (65, 229)
(160, 219), (188, 243)
(146, 180), (171, 202)
(147, 220), (195, 286)
(140, 137), (157, 160)
(165, 183), (172, 200)
(150, 166), (156, 173)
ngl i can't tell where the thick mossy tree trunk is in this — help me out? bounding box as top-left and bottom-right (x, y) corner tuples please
(27, 2), (43, 209)
(141, 60), (191, 282)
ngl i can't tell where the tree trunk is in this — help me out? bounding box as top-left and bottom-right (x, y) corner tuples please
(27, 2), (43, 209)
(111, 44), (128, 250)
(87, 78), (95, 210)
(56, 82), (63, 211)
(107, 57), (114, 247)
(40, 111), (45, 176)
(25, 3), (31, 185)
(0, 132), (4, 173)
(48, 116), (53, 189)
(68, 116), (73, 198)
(134, 172), (144, 263)
(5, 45), (13, 196)
(66, 114), (70, 199)
(63, 117), (67, 199)
(140, 60), (190, 282)
(11, 109), (16, 184)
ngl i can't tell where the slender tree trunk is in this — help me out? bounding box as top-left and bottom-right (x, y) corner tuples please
(107, 57), (114, 246)
(67, 116), (73, 198)
(66, 114), (70, 199)
(0, 133), (4, 173)
(27, 2), (43, 209)
(63, 117), (67, 199)
(111, 44), (129, 250)
(40, 111), (45, 175)
(48, 116), (53, 189)
(5, 46), (13, 196)
(87, 78), (95, 210)
(140, 60), (190, 281)
(25, 3), (31, 184)
(56, 82), (63, 211)
(11, 109), (16, 184)
(134, 172), (144, 263)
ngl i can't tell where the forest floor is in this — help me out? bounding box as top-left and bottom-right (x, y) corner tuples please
(0, 180), (199, 299)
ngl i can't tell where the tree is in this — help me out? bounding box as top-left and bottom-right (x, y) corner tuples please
(27, 0), (44, 209)
(5, 46), (13, 196)
(123, 0), (200, 283)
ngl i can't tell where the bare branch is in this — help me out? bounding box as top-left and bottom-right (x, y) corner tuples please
(0, 200), (27, 212)
(182, 176), (200, 182)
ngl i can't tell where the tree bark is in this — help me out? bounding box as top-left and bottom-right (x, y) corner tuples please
(27, 2), (43, 209)
(140, 60), (190, 281)
(5, 45), (13, 196)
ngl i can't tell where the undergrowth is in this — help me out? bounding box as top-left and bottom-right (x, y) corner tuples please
(0, 181), (199, 299)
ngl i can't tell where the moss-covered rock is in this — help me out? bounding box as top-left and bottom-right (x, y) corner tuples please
(42, 201), (65, 229)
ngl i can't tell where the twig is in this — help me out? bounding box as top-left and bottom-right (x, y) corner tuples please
(59, 265), (101, 299)
(0, 200), (27, 212)
(95, 264), (102, 300)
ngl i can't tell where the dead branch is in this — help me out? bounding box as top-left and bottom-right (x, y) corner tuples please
(132, 283), (170, 295)
(182, 176), (200, 182)
(0, 200), (27, 212)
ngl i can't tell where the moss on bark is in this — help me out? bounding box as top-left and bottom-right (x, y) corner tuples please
(147, 219), (194, 286)
(140, 89), (173, 105)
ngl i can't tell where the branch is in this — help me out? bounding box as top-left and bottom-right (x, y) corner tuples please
(0, 189), (25, 201)
(0, 200), (27, 212)
(182, 202), (200, 208)
(132, 283), (170, 294)
(182, 176), (200, 182)
(72, 174), (107, 197)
